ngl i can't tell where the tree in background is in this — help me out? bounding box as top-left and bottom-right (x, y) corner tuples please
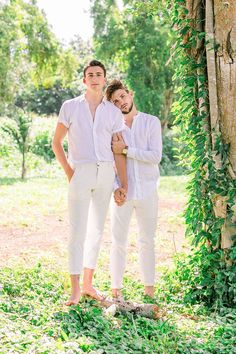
(1, 109), (32, 179)
(0, 1), (93, 115)
(15, 35), (94, 116)
(0, 0), (60, 113)
(90, 0), (175, 127)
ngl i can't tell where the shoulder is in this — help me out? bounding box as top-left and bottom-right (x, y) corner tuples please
(104, 100), (121, 114)
(61, 95), (83, 108)
(138, 112), (161, 126)
(104, 100), (123, 122)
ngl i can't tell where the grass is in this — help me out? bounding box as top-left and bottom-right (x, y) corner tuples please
(0, 174), (188, 227)
(1, 264), (236, 353)
(1, 173), (235, 353)
(0, 175), (67, 227)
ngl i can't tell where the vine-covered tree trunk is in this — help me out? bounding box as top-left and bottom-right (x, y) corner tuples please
(213, 1), (236, 249)
(206, 0), (236, 249)
(172, 0), (236, 306)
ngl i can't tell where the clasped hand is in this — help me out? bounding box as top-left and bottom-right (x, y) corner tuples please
(112, 132), (126, 154)
(114, 187), (126, 206)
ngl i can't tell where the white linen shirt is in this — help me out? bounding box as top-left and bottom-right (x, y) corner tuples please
(116, 112), (162, 200)
(58, 94), (124, 166)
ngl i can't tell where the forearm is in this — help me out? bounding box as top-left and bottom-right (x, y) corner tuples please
(127, 147), (162, 164)
(52, 141), (71, 175)
(114, 154), (128, 191)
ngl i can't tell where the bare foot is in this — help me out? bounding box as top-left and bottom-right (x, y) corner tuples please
(65, 291), (81, 306)
(112, 289), (124, 301)
(144, 286), (155, 298)
(82, 287), (106, 301)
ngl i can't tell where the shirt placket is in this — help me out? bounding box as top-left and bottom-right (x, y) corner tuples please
(92, 105), (101, 162)
(131, 118), (142, 199)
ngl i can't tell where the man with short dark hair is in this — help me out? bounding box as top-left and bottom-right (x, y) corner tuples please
(52, 62), (127, 305)
(106, 79), (162, 299)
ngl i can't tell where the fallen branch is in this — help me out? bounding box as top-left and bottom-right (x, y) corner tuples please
(100, 298), (165, 320)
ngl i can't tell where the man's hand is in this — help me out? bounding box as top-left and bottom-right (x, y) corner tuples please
(112, 132), (126, 154)
(66, 165), (75, 182)
(114, 187), (126, 206)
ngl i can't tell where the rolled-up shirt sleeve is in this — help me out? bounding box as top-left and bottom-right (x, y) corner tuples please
(58, 101), (70, 128)
(127, 118), (162, 164)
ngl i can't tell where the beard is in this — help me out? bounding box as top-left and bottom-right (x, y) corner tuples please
(122, 102), (133, 115)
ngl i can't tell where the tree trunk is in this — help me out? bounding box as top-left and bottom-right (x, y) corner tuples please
(206, 0), (236, 249)
(21, 150), (26, 179)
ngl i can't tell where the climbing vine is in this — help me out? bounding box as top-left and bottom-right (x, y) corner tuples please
(169, 0), (236, 308)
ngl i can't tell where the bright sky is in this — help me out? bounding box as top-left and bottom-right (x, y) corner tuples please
(37, 0), (94, 42)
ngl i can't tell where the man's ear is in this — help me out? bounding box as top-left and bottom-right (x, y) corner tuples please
(129, 91), (134, 97)
(83, 77), (86, 84)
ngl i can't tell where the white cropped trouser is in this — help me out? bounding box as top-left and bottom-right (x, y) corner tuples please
(110, 193), (158, 289)
(68, 162), (115, 275)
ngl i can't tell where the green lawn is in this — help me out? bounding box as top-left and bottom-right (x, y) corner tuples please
(0, 175), (236, 353)
(1, 264), (235, 353)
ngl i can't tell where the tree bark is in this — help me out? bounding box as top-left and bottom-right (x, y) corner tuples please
(214, 0), (236, 176)
(213, 0), (236, 248)
(21, 149), (26, 179)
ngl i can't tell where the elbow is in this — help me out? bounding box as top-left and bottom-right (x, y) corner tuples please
(154, 152), (162, 164)
(157, 155), (162, 164)
(52, 138), (57, 156)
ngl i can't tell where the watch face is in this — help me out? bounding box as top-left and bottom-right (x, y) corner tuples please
(123, 148), (128, 155)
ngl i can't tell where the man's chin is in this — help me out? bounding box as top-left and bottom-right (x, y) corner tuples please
(122, 103), (133, 115)
(122, 109), (129, 114)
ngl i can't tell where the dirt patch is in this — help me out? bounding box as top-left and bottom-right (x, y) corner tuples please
(0, 197), (188, 271)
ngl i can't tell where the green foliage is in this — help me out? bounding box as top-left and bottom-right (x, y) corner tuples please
(169, 0), (236, 308)
(1, 110), (32, 179)
(30, 130), (55, 163)
(14, 36), (93, 116)
(91, 0), (175, 125)
(15, 80), (82, 116)
(1, 263), (236, 353)
(30, 130), (68, 163)
(160, 129), (189, 176)
(0, 0), (60, 112)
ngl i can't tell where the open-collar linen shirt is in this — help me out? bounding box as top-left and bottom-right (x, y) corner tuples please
(58, 94), (124, 167)
(116, 112), (162, 200)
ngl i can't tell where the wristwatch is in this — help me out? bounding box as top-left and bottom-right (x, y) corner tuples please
(122, 146), (128, 155)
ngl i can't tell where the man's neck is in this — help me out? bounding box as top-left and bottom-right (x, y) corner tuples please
(124, 105), (138, 127)
(85, 90), (103, 106)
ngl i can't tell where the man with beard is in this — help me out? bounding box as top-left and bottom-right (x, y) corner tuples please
(52, 62), (127, 305)
(106, 79), (162, 299)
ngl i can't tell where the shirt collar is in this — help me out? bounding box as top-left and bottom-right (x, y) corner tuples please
(79, 93), (107, 105)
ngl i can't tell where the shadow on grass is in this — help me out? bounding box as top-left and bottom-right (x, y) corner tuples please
(0, 177), (26, 186)
(0, 175), (60, 185)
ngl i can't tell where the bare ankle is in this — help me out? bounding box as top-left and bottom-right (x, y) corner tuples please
(112, 288), (122, 297)
(144, 286), (154, 298)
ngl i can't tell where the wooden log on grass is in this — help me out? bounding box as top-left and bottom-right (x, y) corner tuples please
(101, 298), (165, 320)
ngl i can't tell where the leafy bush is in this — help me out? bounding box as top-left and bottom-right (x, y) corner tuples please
(1, 110), (32, 179)
(30, 130), (68, 163)
(15, 80), (82, 116)
(160, 129), (190, 176)
(30, 131), (55, 163)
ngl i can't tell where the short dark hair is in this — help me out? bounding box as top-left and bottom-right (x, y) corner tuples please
(83, 60), (106, 77)
(106, 79), (129, 101)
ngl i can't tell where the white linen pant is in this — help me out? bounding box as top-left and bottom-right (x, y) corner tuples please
(110, 192), (158, 289)
(68, 162), (115, 275)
